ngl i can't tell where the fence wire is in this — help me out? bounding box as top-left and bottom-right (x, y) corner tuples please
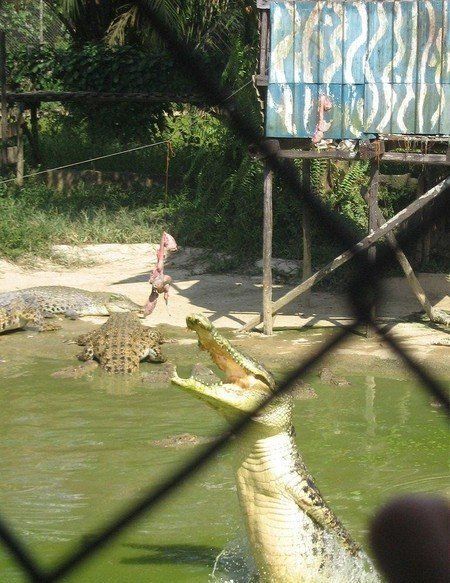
(0, 1), (67, 52)
(1, 1), (449, 581)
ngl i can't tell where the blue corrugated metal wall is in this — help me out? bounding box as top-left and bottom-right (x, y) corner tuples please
(265, 0), (450, 139)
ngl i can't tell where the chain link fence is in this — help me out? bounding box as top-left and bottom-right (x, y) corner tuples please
(0, 0), (66, 51)
(0, 1), (449, 581)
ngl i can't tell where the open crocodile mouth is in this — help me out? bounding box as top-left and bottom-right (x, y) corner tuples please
(184, 313), (274, 390)
(172, 315), (287, 424)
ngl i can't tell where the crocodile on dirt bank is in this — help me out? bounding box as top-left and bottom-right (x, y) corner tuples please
(0, 286), (141, 334)
(172, 314), (380, 583)
(77, 312), (166, 374)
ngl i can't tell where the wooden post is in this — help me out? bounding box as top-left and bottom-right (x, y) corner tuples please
(30, 104), (41, 164)
(366, 160), (379, 338)
(238, 176), (450, 333)
(374, 205), (448, 323)
(0, 31), (8, 169)
(302, 160), (312, 308)
(16, 106), (24, 186)
(361, 180), (446, 324)
(418, 173), (431, 266)
(262, 159), (273, 335)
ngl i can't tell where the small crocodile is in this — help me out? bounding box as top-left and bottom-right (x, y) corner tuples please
(0, 298), (61, 334)
(0, 286), (141, 334)
(77, 312), (166, 374)
(172, 314), (380, 583)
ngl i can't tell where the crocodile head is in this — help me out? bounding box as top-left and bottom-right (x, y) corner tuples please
(99, 292), (143, 314)
(172, 314), (291, 427)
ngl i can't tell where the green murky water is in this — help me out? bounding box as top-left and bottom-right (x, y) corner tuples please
(0, 324), (448, 582)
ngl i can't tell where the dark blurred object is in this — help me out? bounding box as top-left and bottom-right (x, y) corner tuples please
(370, 495), (450, 582)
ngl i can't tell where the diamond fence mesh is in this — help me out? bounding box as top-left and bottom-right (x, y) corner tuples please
(0, 1), (67, 51)
(0, 1), (449, 581)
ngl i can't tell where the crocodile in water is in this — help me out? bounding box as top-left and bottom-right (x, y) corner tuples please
(0, 286), (141, 334)
(77, 312), (166, 373)
(172, 314), (380, 582)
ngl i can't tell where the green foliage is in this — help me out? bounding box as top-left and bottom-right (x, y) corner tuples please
(10, 42), (189, 94)
(0, 1), (68, 52)
(9, 42), (197, 143)
(327, 161), (370, 231)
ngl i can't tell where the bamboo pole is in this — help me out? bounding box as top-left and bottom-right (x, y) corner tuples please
(238, 176), (450, 333)
(262, 160), (273, 335)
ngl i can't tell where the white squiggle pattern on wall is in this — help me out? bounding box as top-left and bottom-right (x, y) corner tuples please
(406, 2), (418, 83)
(430, 94), (440, 129)
(282, 85), (296, 135)
(268, 0), (446, 138)
(322, 5), (343, 83)
(434, 28), (443, 85)
(418, 1), (436, 131)
(396, 85), (415, 133)
(392, 3), (405, 83)
(344, 2), (367, 83)
(365, 3), (389, 129)
(299, 3), (320, 83)
(272, 4), (294, 83)
(379, 84), (395, 132)
(304, 85), (314, 134)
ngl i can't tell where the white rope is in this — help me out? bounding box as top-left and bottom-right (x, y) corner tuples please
(222, 78), (254, 101)
(0, 140), (170, 186)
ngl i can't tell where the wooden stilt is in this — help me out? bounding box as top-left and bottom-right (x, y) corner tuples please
(30, 105), (41, 164)
(0, 31), (8, 169)
(375, 205), (450, 326)
(262, 160), (273, 335)
(419, 173), (431, 267)
(238, 176), (449, 333)
(366, 161), (379, 338)
(302, 160), (312, 308)
(16, 106), (24, 186)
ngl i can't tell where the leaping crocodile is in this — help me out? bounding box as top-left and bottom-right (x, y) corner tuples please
(0, 286), (141, 334)
(77, 312), (166, 373)
(172, 315), (380, 583)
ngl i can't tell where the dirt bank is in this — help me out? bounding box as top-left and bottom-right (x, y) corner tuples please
(1, 244), (449, 378)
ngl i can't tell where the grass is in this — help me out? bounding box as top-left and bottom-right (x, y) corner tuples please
(0, 181), (166, 262)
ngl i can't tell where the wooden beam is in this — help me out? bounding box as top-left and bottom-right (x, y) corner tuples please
(238, 176), (450, 333)
(0, 31), (7, 168)
(5, 91), (214, 106)
(262, 160), (274, 335)
(381, 151), (449, 165)
(259, 9), (269, 79)
(276, 149), (449, 165)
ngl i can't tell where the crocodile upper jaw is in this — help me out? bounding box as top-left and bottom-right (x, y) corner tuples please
(172, 314), (284, 424)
